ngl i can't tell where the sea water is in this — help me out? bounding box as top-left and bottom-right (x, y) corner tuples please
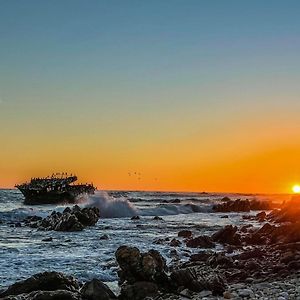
(0, 189), (286, 289)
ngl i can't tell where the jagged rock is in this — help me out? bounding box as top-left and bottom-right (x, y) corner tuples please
(170, 266), (226, 295)
(131, 216), (140, 220)
(256, 211), (266, 222)
(190, 251), (213, 262)
(24, 206), (100, 232)
(212, 225), (241, 245)
(213, 199), (271, 213)
(119, 281), (159, 300)
(115, 246), (168, 287)
(186, 236), (215, 248)
(80, 279), (117, 300)
(169, 238), (181, 247)
(0, 272), (80, 298)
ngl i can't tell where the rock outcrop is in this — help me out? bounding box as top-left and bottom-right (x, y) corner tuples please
(213, 198), (271, 212)
(0, 272), (116, 300)
(0, 272), (80, 298)
(24, 205), (100, 231)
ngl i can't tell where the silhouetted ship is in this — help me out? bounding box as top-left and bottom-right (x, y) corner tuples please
(15, 173), (96, 205)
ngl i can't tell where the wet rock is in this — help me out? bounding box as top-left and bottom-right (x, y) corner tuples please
(213, 199), (271, 213)
(190, 251), (213, 262)
(119, 281), (159, 300)
(80, 279), (117, 300)
(170, 238), (181, 247)
(25, 206), (100, 232)
(153, 216), (163, 221)
(178, 230), (192, 238)
(115, 246), (167, 285)
(170, 266), (226, 295)
(186, 236), (215, 248)
(256, 211), (266, 222)
(212, 225), (241, 245)
(131, 216), (140, 220)
(100, 234), (109, 240)
(0, 271), (80, 297)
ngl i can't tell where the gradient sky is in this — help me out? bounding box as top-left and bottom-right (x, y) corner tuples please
(1, 1), (300, 193)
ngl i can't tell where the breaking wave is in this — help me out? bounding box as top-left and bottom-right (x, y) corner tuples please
(139, 203), (213, 216)
(83, 191), (213, 218)
(84, 191), (138, 218)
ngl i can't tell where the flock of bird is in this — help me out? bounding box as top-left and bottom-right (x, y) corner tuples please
(127, 172), (158, 181)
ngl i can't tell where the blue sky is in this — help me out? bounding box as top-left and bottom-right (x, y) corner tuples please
(0, 1), (300, 192)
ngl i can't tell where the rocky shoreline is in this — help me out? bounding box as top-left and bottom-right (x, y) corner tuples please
(2, 197), (300, 299)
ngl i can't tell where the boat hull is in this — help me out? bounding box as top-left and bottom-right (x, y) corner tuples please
(18, 188), (93, 205)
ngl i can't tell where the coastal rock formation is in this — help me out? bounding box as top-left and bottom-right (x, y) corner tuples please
(186, 235), (215, 248)
(0, 271), (80, 298)
(23, 205), (100, 231)
(170, 267), (226, 295)
(213, 198), (271, 212)
(0, 273), (116, 300)
(81, 279), (117, 300)
(211, 225), (241, 245)
(115, 245), (229, 298)
(115, 246), (168, 285)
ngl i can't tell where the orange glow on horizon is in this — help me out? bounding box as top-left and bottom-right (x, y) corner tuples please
(293, 185), (300, 194)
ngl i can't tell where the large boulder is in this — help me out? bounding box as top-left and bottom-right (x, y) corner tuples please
(80, 279), (117, 300)
(119, 281), (159, 300)
(212, 225), (241, 245)
(170, 266), (226, 295)
(0, 272), (80, 298)
(115, 246), (168, 285)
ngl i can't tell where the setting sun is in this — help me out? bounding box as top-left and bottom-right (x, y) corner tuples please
(292, 185), (300, 194)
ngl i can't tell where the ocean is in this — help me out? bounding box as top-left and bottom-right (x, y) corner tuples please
(0, 189), (286, 290)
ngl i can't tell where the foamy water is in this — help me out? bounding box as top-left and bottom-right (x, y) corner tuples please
(0, 189), (287, 290)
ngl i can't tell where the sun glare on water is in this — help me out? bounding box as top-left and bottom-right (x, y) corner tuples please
(292, 185), (300, 194)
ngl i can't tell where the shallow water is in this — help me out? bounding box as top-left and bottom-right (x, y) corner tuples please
(0, 189), (286, 289)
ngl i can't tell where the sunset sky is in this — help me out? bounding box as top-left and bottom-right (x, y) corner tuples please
(1, 1), (300, 193)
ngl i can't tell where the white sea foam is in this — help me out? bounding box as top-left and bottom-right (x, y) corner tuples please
(84, 191), (138, 218)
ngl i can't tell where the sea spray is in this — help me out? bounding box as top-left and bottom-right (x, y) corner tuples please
(85, 191), (138, 218)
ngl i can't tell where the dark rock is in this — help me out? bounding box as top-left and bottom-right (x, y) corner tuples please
(0, 272), (80, 297)
(178, 230), (192, 238)
(170, 238), (181, 247)
(220, 215), (229, 218)
(212, 225), (241, 245)
(153, 216), (163, 221)
(25, 206), (100, 232)
(190, 251), (213, 262)
(256, 211), (266, 222)
(213, 199), (271, 213)
(131, 216), (140, 220)
(170, 267), (226, 295)
(119, 281), (159, 300)
(115, 246), (168, 286)
(80, 279), (116, 300)
(100, 234), (109, 240)
(186, 236), (215, 248)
